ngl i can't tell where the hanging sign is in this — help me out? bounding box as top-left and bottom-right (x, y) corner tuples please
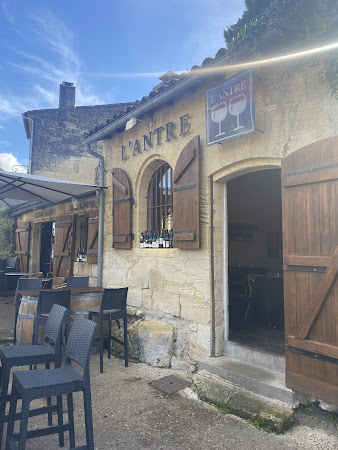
(206, 70), (254, 145)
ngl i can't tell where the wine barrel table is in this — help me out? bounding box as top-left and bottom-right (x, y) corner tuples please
(16, 291), (40, 345)
(70, 287), (104, 334)
(16, 287), (104, 344)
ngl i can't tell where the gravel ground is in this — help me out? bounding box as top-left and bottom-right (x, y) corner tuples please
(1, 294), (337, 449)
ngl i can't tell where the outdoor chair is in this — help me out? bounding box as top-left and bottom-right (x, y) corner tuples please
(88, 287), (128, 373)
(6, 256), (17, 272)
(6, 317), (97, 450)
(66, 276), (89, 288)
(13, 277), (44, 345)
(32, 289), (71, 345)
(0, 259), (7, 272)
(0, 304), (68, 448)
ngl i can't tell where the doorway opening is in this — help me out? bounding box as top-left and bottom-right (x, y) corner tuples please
(39, 222), (54, 276)
(227, 169), (284, 356)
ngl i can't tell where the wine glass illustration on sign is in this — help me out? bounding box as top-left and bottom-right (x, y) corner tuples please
(229, 94), (247, 131)
(211, 102), (227, 137)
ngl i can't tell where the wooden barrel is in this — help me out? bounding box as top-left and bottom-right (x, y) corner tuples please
(70, 290), (106, 335)
(16, 294), (43, 344)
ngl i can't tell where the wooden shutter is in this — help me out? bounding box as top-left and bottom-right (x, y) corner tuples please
(53, 215), (75, 278)
(112, 168), (133, 249)
(15, 221), (30, 272)
(87, 209), (99, 264)
(173, 135), (200, 249)
(282, 136), (338, 405)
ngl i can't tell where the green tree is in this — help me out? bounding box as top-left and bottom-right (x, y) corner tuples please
(0, 208), (14, 260)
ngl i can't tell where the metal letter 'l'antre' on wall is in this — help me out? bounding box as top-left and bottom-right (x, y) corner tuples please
(121, 114), (191, 161)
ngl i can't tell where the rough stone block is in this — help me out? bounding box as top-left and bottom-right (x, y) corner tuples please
(128, 287), (143, 308)
(149, 269), (164, 290)
(152, 291), (180, 317)
(180, 294), (210, 323)
(134, 320), (174, 367)
(142, 288), (152, 308)
(192, 371), (294, 434)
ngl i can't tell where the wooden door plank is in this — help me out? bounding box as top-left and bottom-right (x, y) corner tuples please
(307, 182), (323, 381)
(285, 255), (337, 267)
(296, 258), (338, 340)
(173, 148), (196, 184)
(112, 175), (128, 195)
(288, 336), (338, 359)
(286, 371), (338, 405)
(283, 168), (338, 188)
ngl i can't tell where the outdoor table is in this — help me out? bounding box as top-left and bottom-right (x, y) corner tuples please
(16, 287), (104, 344)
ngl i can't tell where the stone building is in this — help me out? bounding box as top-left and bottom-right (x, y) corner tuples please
(15, 45), (337, 409)
(13, 83), (131, 280)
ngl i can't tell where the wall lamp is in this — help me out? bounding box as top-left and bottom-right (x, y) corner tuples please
(71, 197), (79, 209)
(125, 116), (153, 131)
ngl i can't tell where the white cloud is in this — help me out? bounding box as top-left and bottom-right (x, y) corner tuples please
(0, 10), (106, 121)
(0, 153), (27, 172)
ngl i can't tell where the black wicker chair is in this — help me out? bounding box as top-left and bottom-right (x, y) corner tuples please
(0, 304), (68, 448)
(88, 287), (128, 373)
(66, 276), (89, 288)
(32, 289), (71, 345)
(6, 256), (17, 272)
(6, 317), (97, 450)
(13, 277), (44, 345)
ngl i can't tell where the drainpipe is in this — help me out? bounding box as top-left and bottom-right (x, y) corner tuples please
(87, 143), (104, 287)
(210, 175), (215, 357)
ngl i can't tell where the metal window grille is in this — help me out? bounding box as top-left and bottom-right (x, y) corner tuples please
(147, 163), (173, 233)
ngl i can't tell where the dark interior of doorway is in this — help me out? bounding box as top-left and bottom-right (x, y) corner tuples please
(227, 169), (284, 356)
(40, 222), (53, 276)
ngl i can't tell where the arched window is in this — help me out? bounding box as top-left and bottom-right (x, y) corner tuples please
(147, 162), (173, 233)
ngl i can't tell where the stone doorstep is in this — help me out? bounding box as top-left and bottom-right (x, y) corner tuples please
(192, 370), (294, 434)
(198, 356), (308, 408)
(223, 341), (285, 374)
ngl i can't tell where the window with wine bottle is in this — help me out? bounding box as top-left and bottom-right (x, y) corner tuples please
(140, 229), (174, 249)
(144, 162), (174, 249)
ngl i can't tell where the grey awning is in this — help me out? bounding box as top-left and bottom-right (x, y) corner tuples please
(0, 170), (104, 208)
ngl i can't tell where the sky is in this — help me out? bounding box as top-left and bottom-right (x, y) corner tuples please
(0, 0), (245, 172)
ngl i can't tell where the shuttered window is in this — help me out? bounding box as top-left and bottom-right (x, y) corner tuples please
(112, 168), (133, 249)
(173, 135), (201, 249)
(147, 163), (173, 233)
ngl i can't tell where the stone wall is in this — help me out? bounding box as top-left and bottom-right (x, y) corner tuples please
(99, 56), (337, 368)
(24, 94), (130, 182)
(18, 57), (338, 370)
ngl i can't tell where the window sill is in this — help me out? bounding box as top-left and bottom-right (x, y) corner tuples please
(134, 248), (179, 257)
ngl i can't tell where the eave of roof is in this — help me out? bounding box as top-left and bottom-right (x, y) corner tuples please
(82, 48), (228, 144)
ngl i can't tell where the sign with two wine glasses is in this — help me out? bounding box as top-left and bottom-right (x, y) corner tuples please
(206, 70), (255, 145)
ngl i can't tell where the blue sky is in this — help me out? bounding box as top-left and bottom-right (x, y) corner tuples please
(0, 0), (245, 171)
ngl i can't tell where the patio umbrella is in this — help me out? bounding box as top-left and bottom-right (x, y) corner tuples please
(0, 170), (103, 207)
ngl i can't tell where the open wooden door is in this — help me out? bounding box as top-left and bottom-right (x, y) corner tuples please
(15, 222), (31, 272)
(282, 136), (338, 405)
(53, 215), (75, 279)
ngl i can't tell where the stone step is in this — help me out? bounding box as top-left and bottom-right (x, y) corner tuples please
(198, 356), (305, 408)
(223, 341), (285, 373)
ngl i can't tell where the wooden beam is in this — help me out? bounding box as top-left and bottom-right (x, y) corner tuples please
(287, 336), (338, 359)
(283, 168), (338, 188)
(296, 247), (338, 340)
(112, 176), (128, 195)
